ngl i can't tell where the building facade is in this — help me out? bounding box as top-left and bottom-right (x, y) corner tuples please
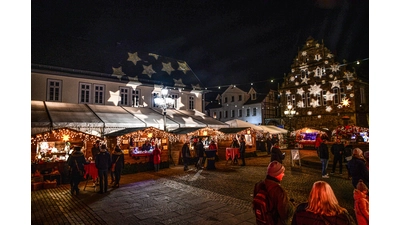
(278, 37), (369, 132)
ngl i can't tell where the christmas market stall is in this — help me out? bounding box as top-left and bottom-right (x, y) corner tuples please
(104, 127), (175, 173)
(31, 128), (100, 187)
(332, 125), (369, 152)
(294, 127), (328, 149)
(169, 127), (224, 168)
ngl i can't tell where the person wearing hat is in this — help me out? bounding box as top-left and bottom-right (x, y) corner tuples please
(67, 146), (87, 195)
(253, 161), (294, 225)
(354, 179), (369, 225)
(95, 144), (111, 194)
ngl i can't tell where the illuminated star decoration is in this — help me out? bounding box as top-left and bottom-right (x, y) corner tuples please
(142, 64), (156, 78)
(297, 88), (305, 96)
(326, 106), (333, 112)
(330, 80), (341, 89)
(127, 52), (141, 65)
(344, 71), (354, 81)
(327, 53), (334, 58)
(290, 76), (295, 82)
(310, 98), (320, 108)
(337, 104), (343, 109)
(285, 90), (291, 96)
(173, 78), (186, 87)
(324, 91), (335, 101)
(324, 60), (329, 64)
(161, 62), (175, 75)
(314, 54), (322, 61)
(341, 97), (351, 107)
(295, 82), (299, 86)
(112, 66), (126, 80)
(346, 84), (353, 90)
(330, 64), (340, 72)
(297, 101), (305, 108)
(302, 51), (307, 56)
(108, 90), (121, 106)
(178, 61), (190, 74)
(148, 53), (159, 60)
(301, 76), (310, 84)
(308, 83), (323, 96)
(291, 68), (295, 73)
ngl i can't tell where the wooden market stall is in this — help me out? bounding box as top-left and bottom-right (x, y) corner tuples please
(31, 128), (100, 185)
(104, 127), (174, 173)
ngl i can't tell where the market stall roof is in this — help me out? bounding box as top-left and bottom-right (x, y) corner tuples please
(224, 119), (263, 131)
(45, 101), (104, 129)
(122, 107), (180, 130)
(171, 109), (230, 128)
(218, 127), (249, 134)
(154, 108), (207, 127)
(104, 126), (172, 140)
(104, 127), (148, 137)
(87, 104), (146, 128)
(258, 125), (288, 134)
(31, 100), (52, 135)
(169, 127), (205, 134)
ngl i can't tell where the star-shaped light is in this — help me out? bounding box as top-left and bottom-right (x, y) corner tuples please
(112, 66), (126, 80)
(330, 64), (340, 72)
(324, 91), (335, 101)
(330, 80), (341, 89)
(301, 76), (310, 84)
(291, 68), (295, 73)
(108, 90), (121, 106)
(127, 52), (141, 65)
(326, 106), (333, 112)
(290, 76), (295, 82)
(316, 43), (320, 48)
(346, 84), (353, 90)
(148, 53), (159, 60)
(297, 88), (305, 96)
(302, 51), (307, 56)
(126, 81), (142, 90)
(285, 90), (291, 96)
(161, 62), (175, 75)
(192, 84), (202, 90)
(324, 60), (329, 64)
(173, 78), (185, 87)
(178, 61), (190, 74)
(344, 71), (354, 80)
(295, 82), (299, 86)
(337, 104), (343, 109)
(297, 101), (304, 108)
(341, 97), (351, 107)
(327, 53), (334, 58)
(310, 98), (320, 108)
(142, 64), (156, 78)
(308, 83), (323, 96)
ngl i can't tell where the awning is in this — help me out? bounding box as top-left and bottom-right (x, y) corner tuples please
(122, 107), (180, 130)
(172, 109), (229, 128)
(104, 127), (171, 139)
(258, 125), (288, 134)
(31, 100), (52, 135)
(155, 108), (207, 127)
(224, 119), (263, 131)
(169, 127), (205, 134)
(218, 127), (249, 134)
(104, 127), (148, 137)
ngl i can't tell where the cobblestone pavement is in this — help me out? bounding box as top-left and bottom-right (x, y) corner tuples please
(31, 150), (356, 225)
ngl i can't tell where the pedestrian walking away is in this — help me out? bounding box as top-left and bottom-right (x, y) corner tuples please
(153, 144), (161, 172)
(331, 138), (344, 175)
(347, 148), (369, 188)
(270, 142), (285, 164)
(343, 141), (353, 179)
(67, 146), (87, 195)
(95, 144), (111, 194)
(318, 138), (330, 178)
(196, 138), (205, 170)
(111, 145), (124, 188)
(239, 135), (246, 166)
(291, 180), (356, 225)
(181, 139), (191, 171)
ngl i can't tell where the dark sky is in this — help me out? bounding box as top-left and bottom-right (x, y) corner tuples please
(31, 0), (369, 90)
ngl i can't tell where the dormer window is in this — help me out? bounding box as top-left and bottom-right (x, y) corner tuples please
(252, 93), (256, 100)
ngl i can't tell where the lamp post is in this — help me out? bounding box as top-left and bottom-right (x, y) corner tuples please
(154, 88), (174, 131)
(284, 104), (296, 131)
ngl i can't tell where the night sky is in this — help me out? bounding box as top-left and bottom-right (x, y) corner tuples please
(31, 0), (369, 91)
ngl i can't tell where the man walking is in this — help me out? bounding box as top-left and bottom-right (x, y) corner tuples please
(318, 138), (330, 178)
(331, 138), (344, 175)
(196, 138), (205, 170)
(239, 135), (246, 166)
(95, 144), (111, 194)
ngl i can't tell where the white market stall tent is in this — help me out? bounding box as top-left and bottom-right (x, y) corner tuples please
(257, 125), (288, 134)
(224, 119), (263, 131)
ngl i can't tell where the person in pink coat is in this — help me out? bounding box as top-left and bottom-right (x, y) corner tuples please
(153, 145), (161, 172)
(354, 179), (369, 225)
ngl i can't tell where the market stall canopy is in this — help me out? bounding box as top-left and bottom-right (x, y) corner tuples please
(31, 100), (52, 135)
(258, 125), (288, 134)
(122, 107), (180, 130)
(218, 127), (249, 134)
(224, 119), (263, 131)
(104, 126), (172, 140)
(169, 127), (205, 134)
(31, 127), (99, 145)
(171, 109), (229, 128)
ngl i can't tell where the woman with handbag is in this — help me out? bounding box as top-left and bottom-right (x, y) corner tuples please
(111, 145), (124, 188)
(67, 146), (87, 195)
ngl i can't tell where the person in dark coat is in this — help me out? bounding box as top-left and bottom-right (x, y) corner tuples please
(270, 142), (285, 164)
(95, 144), (111, 194)
(239, 136), (246, 166)
(91, 140), (101, 160)
(318, 139), (330, 178)
(196, 138), (205, 170)
(153, 144), (161, 172)
(111, 145), (124, 188)
(331, 138), (345, 174)
(343, 141), (353, 179)
(347, 148), (369, 188)
(266, 134), (272, 155)
(181, 140), (191, 171)
(67, 146), (87, 195)
(253, 161), (294, 225)
(291, 181), (356, 225)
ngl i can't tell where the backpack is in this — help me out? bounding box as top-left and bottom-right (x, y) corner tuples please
(253, 180), (278, 225)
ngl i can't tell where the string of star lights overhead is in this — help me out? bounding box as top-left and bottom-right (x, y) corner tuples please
(200, 58), (368, 92)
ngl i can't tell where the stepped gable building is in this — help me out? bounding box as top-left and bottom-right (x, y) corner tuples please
(278, 37), (369, 132)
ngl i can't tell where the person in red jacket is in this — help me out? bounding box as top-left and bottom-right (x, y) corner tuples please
(153, 145), (161, 172)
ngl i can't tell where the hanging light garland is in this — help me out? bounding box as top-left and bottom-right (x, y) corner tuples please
(31, 128), (99, 145)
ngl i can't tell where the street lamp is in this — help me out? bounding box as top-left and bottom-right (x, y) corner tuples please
(154, 88), (174, 131)
(284, 104), (296, 131)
